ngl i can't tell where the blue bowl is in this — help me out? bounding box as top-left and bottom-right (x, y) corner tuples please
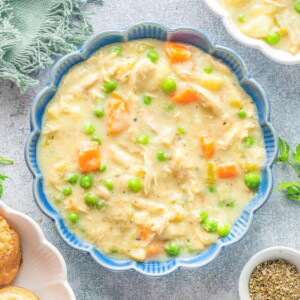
(25, 22), (278, 276)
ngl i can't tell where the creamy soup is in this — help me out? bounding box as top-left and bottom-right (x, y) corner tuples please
(38, 39), (266, 261)
(219, 0), (300, 55)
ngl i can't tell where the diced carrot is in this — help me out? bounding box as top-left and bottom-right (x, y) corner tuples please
(140, 229), (148, 240)
(106, 97), (130, 136)
(78, 141), (101, 173)
(200, 134), (215, 159)
(217, 162), (239, 179)
(164, 42), (192, 63)
(146, 242), (163, 257)
(68, 199), (77, 212)
(171, 88), (200, 104)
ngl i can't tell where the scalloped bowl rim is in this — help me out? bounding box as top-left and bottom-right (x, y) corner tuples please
(25, 22), (278, 277)
(203, 0), (300, 65)
(0, 202), (75, 299)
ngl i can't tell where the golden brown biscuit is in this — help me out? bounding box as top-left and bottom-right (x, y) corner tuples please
(0, 286), (39, 299)
(0, 216), (22, 287)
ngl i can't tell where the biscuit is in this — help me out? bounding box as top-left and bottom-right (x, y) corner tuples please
(0, 216), (22, 287)
(0, 286), (39, 299)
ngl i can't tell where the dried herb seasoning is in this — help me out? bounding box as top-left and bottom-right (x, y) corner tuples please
(249, 259), (300, 299)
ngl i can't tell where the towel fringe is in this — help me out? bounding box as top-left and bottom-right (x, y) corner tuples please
(0, 0), (102, 93)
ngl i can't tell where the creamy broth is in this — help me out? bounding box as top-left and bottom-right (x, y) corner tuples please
(37, 39), (266, 261)
(219, 0), (300, 55)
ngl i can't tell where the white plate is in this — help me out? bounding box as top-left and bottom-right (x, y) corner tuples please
(203, 0), (300, 65)
(0, 202), (75, 300)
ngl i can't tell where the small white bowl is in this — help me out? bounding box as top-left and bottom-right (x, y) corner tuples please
(239, 246), (300, 300)
(203, 0), (300, 65)
(0, 202), (75, 300)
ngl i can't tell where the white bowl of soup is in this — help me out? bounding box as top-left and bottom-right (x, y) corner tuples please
(26, 23), (277, 276)
(203, 0), (300, 64)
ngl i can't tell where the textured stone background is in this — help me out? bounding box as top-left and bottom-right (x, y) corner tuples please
(0, 1), (300, 299)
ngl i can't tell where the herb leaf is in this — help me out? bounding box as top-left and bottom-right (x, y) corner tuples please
(275, 138), (300, 202)
(0, 156), (14, 164)
(0, 174), (9, 180)
(276, 137), (290, 162)
(276, 137), (300, 177)
(0, 156), (13, 199)
(292, 144), (300, 165)
(0, 182), (3, 199)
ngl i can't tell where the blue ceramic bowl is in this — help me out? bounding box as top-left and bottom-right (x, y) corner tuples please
(25, 22), (278, 276)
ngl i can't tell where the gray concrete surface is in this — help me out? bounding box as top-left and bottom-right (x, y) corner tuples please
(0, 0), (300, 299)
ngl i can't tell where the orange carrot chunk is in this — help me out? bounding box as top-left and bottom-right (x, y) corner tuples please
(165, 42), (192, 64)
(217, 162), (239, 179)
(106, 97), (130, 136)
(68, 199), (77, 212)
(171, 88), (200, 105)
(200, 135), (215, 159)
(146, 242), (163, 257)
(140, 229), (148, 240)
(78, 141), (101, 173)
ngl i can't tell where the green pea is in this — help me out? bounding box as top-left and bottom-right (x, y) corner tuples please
(83, 122), (95, 135)
(295, 1), (300, 13)
(68, 212), (79, 224)
(91, 136), (102, 144)
(84, 193), (97, 207)
(96, 200), (106, 210)
(103, 178), (114, 191)
(237, 14), (246, 22)
(162, 77), (177, 93)
(157, 151), (167, 161)
(94, 105), (105, 118)
(199, 211), (208, 223)
(164, 104), (174, 112)
(112, 46), (122, 56)
(203, 219), (218, 233)
(218, 224), (231, 238)
(238, 110), (247, 119)
(62, 186), (72, 196)
(208, 186), (215, 193)
(227, 200), (235, 208)
(100, 164), (107, 172)
(203, 64), (213, 74)
(244, 136), (254, 147)
(143, 95), (152, 105)
(146, 49), (159, 62)
(244, 173), (261, 190)
(80, 175), (93, 189)
(177, 127), (186, 135)
(128, 177), (142, 192)
(68, 174), (78, 184)
(266, 32), (280, 45)
(136, 134), (149, 145)
(165, 241), (180, 257)
(104, 79), (118, 92)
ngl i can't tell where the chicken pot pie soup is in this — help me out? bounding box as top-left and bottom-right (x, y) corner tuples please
(38, 39), (266, 261)
(219, 0), (300, 55)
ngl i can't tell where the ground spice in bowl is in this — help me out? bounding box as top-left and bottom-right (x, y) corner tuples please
(249, 259), (300, 299)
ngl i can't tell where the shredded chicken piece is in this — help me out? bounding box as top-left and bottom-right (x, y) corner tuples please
(278, 10), (300, 54)
(130, 58), (156, 91)
(141, 151), (157, 196)
(108, 144), (140, 166)
(217, 121), (256, 149)
(131, 198), (168, 235)
(264, 0), (285, 7)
